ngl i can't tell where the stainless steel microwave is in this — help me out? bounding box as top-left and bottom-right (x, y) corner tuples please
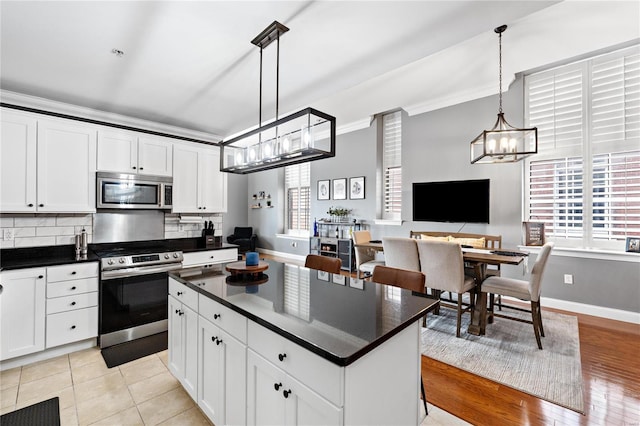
(97, 172), (173, 210)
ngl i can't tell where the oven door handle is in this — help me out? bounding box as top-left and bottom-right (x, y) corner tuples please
(101, 263), (183, 280)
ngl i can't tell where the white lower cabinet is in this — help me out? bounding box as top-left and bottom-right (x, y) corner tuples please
(198, 316), (247, 426)
(0, 268), (46, 360)
(168, 294), (198, 401)
(247, 350), (342, 426)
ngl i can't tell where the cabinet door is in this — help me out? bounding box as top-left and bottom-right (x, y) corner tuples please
(199, 147), (227, 213)
(285, 374), (343, 426)
(183, 303), (198, 401)
(0, 268), (46, 360)
(97, 130), (137, 173)
(172, 144), (200, 213)
(247, 350), (288, 426)
(138, 136), (173, 177)
(37, 119), (97, 212)
(0, 110), (37, 212)
(168, 296), (184, 379)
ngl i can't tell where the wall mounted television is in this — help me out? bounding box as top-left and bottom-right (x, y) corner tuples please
(412, 179), (490, 223)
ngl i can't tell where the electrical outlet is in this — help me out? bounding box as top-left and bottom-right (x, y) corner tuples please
(564, 274), (574, 285)
(291, 241), (297, 248)
(3, 229), (14, 241)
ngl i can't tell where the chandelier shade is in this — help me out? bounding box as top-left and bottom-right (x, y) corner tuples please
(470, 24), (537, 164)
(220, 21), (336, 174)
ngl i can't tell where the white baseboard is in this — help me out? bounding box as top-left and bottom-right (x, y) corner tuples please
(258, 248), (306, 263)
(0, 339), (97, 371)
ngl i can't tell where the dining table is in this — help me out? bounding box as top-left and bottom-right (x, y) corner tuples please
(353, 241), (527, 335)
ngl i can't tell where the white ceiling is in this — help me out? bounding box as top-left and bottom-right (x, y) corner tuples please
(1, 1), (638, 141)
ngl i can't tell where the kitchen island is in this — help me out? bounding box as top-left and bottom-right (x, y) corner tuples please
(168, 259), (438, 426)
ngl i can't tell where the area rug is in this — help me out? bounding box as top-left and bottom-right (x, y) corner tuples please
(421, 307), (585, 414)
(0, 397), (60, 426)
(101, 331), (167, 368)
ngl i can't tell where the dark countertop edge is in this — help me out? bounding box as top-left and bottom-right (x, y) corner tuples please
(0, 239), (239, 271)
(171, 272), (439, 367)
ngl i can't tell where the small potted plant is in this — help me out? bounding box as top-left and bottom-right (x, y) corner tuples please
(327, 206), (352, 222)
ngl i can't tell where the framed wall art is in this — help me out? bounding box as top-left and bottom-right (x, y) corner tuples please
(333, 178), (347, 200)
(317, 270), (329, 281)
(332, 273), (346, 285)
(317, 180), (330, 200)
(349, 176), (365, 199)
(626, 237), (640, 253)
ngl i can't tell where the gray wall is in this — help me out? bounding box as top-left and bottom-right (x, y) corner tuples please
(224, 77), (640, 315)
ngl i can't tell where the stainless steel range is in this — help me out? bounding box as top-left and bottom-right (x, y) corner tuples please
(97, 247), (183, 348)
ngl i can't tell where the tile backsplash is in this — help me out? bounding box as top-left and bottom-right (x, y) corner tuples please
(0, 213), (223, 249)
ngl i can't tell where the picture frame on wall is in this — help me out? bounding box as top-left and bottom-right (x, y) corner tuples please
(333, 178), (347, 200)
(349, 277), (364, 290)
(332, 273), (346, 285)
(626, 237), (640, 253)
(317, 270), (329, 281)
(317, 180), (330, 200)
(349, 176), (365, 199)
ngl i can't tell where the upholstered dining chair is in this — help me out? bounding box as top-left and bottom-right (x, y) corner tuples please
(480, 242), (554, 350)
(416, 239), (476, 338)
(352, 230), (385, 279)
(371, 265), (429, 416)
(304, 254), (342, 274)
(382, 237), (421, 272)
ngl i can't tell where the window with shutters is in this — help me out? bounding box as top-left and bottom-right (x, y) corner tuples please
(381, 111), (402, 221)
(283, 264), (310, 321)
(285, 163), (310, 236)
(525, 45), (640, 250)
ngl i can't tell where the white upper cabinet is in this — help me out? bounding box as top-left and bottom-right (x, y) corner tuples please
(97, 130), (173, 177)
(173, 143), (227, 213)
(0, 110), (37, 212)
(37, 118), (97, 213)
(0, 110), (97, 213)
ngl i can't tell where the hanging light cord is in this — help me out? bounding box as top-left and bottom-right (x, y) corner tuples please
(498, 28), (503, 114)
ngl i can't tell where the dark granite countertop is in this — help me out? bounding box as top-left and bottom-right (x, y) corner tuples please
(170, 259), (439, 367)
(0, 238), (239, 271)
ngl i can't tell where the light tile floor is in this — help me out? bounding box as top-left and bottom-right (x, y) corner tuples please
(1, 347), (468, 425)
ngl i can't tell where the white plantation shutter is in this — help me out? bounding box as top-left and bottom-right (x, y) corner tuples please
(383, 111), (402, 219)
(525, 44), (640, 248)
(286, 163), (310, 233)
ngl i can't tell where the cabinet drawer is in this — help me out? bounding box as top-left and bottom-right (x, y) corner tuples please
(182, 249), (237, 267)
(47, 262), (98, 282)
(47, 292), (98, 314)
(169, 278), (198, 311)
(47, 277), (98, 298)
(46, 306), (98, 348)
(248, 321), (343, 406)
(199, 295), (247, 344)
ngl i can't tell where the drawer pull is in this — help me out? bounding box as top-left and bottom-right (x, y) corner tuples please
(71, 301), (76, 306)
(28, 203), (34, 207)
(71, 286), (77, 290)
(211, 336), (217, 342)
(178, 310), (184, 316)
(71, 325), (76, 330)
(39, 204), (44, 207)
(177, 291), (183, 296)
(216, 338), (222, 346)
(283, 389), (292, 398)
(38, 275), (44, 279)
(210, 256), (214, 259)
(71, 271), (77, 275)
(175, 309), (180, 314)
(278, 353), (287, 362)
(214, 313), (221, 320)
(274, 382), (282, 391)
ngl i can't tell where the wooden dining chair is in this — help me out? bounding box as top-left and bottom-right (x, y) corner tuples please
(481, 242), (554, 350)
(304, 254), (342, 274)
(371, 264), (429, 416)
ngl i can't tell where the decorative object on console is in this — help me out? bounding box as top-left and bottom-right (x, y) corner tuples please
(523, 221), (545, 246)
(220, 21), (336, 174)
(626, 237), (640, 253)
(470, 25), (537, 164)
(349, 176), (365, 199)
(245, 251), (259, 266)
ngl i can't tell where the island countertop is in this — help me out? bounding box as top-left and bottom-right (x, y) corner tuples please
(169, 258), (438, 366)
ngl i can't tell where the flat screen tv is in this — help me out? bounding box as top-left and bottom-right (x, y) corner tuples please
(412, 179), (490, 223)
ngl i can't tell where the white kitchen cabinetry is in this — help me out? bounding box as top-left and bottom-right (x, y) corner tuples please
(182, 248), (237, 268)
(97, 130), (173, 177)
(0, 110), (37, 212)
(0, 110), (97, 213)
(173, 143), (227, 213)
(168, 280), (199, 401)
(0, 268), (46, 361)
(45, 263), (98, 349)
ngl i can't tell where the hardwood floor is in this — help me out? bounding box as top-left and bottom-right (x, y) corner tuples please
(422, 310), (640, 425)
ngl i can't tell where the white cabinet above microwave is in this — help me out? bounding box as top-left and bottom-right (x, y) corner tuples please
(97, 130), (173, 177)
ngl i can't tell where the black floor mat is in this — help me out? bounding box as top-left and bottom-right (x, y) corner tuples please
(0, 397), (60, 426)
(101, 331), (168, 368)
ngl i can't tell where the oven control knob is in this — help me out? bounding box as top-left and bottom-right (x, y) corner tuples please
(107, 259), (114, 265)
(164, 254), (170, 259)
(173, 253), (179, 258)
(118, 258), (125, 264)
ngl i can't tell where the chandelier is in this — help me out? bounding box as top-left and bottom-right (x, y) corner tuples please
(470, 25), (537, 164)
(220, 21), (336, 174)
